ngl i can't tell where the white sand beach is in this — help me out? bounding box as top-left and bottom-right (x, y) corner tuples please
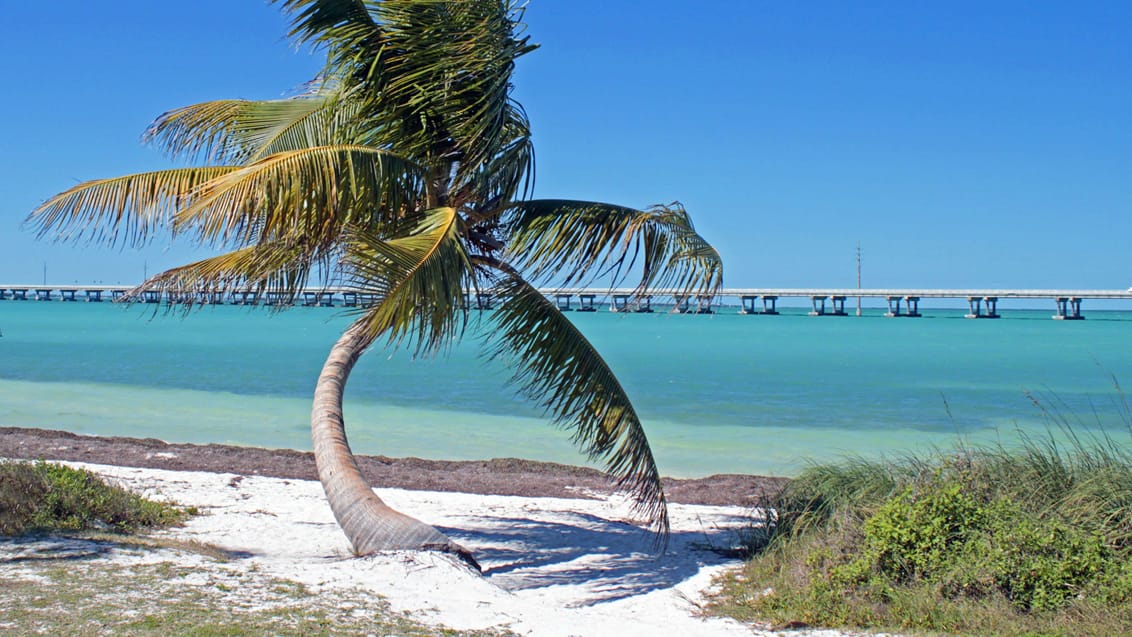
(0, 461), (874, 636)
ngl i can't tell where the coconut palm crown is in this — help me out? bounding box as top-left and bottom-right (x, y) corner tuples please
(28, 0), (722, 566)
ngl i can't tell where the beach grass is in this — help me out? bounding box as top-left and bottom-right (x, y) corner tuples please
(708, 428), (1132, 636)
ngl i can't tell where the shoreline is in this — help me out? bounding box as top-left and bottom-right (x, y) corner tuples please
(0, 429), (880, 636)
(0, 426), (787, 506)
(3, 460), (768, 636)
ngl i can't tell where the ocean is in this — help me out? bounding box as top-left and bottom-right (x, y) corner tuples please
(2, 300), (1131, 478)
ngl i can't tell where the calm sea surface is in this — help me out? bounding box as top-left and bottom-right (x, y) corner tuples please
(2, 301), (1131, 478)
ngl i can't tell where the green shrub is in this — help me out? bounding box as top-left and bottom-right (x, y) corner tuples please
(859, 481), (986, 582)
(0, 460), (188, 535)
(842, 480), (1108, 612)
(710, 433), (1132, 635)
(982, 507), (1108, 611)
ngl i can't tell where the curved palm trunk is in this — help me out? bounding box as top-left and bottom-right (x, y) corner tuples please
(312, 319), (479, 570)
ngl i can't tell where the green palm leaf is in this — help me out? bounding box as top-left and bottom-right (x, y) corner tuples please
(142, 99), (256, 163)
(373, 1), (536, 171)
(144, 92), (366, 164)
(240, 94), (366, 162)
(461, 114), (533, 220)
(278, 0), (381, 56)
(278, 1), (536, 196)
(486, 272), (670, 541)
(125, 241), (317, 305)
(344, 206), (474, 354)
(174, 145), (426, 247)
(27, 166), (238, 247)
(504, 200), (724, 296)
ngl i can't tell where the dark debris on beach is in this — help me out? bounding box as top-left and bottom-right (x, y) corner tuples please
(0, 427), (786, 507)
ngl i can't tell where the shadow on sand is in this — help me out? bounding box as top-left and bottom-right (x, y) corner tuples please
(0, 536), (117, 564)
(439, 509), (754, 605)
(0, 535), (255, 565)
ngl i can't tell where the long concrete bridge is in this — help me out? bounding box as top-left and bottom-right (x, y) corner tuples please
(2, 285), (1131, 320)
(545, 287), (1132, 320)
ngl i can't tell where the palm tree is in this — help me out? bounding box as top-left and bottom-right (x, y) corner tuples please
(28, 0), (722, 568)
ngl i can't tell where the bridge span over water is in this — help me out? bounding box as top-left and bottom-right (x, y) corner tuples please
(2, 285), (1131, 320)
(544, 288), (1132, 320)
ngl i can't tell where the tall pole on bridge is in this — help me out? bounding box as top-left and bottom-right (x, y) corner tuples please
(856, 242), (862, 317)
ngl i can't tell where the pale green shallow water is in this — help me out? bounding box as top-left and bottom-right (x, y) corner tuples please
(2, 301), (1131, 477)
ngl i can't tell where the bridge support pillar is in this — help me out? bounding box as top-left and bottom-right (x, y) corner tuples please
(12, 289), (28, 300)
(830, 295), (848, 316)
(983, 297), (999, 318)
(555, 294), (573, 311)
(885, 295), (903, 317)
(965, 296), (982, 318)
(577, 294), (596, 312)
(740, 295), (757, 315)
(85, 290), (102, 302)
(809, 295), (828, 316)
(636, 295), (654, 313)
(35, 289), (53, 301)
(761, 295), (779, 315)
(1053, 297), (1084, 320)
(904, 296), (921, 317)
(967, 296), (1000, 318)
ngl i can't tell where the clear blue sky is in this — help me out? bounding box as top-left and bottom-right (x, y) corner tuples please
(2, 1), (1129, 289)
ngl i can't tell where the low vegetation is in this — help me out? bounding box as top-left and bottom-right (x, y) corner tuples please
(711, 430), (1132, 636)
(0, 556), (509, 636)
(0, 461), (507, 635)
(0, 460), (189, 535)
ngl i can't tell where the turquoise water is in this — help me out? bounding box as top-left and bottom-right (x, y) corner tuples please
(2, 301), (1132, 478)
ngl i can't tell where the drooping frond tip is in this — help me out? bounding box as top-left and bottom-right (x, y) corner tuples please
(26, 167), (239, 248)
(503, 199), (722, 300)
(144, 93), (363, 165)
(486, 271), (671, 545)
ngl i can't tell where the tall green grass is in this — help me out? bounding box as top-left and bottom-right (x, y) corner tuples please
(712, 416), (1132, 635)
(0, 460), (189, 535)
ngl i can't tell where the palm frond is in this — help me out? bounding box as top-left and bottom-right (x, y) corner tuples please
(344, 206), (474, 355)
(371, 1), (537, 176)
(26, 167), (238, 247)
(276, 0), (386, 94)
(174, 145), (426, 247)
(485, 271), (670, 541)
(124, 241), (317, 306)
(241, 94), (367, 161)
(279, 1), (536, 192)
(460, 104), (534, 219)
(503, 200), (723, 296)
(143, 99), (258, 163)
(144, 94), (365, 164)
(277, 0), (381, 52)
